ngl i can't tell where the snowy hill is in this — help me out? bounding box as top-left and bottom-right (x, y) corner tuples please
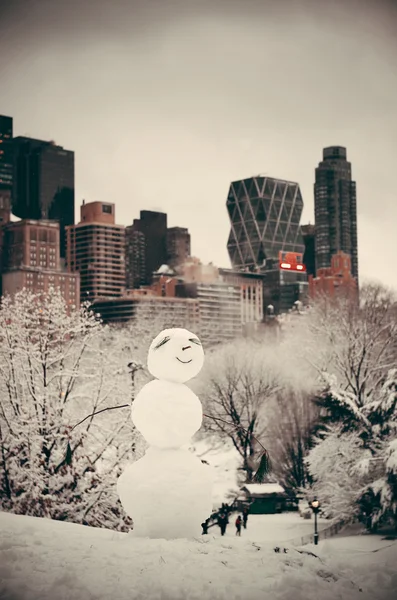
(1, 511), (396, 600)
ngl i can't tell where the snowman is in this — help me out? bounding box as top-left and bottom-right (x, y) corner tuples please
(117, 328), (214, 539)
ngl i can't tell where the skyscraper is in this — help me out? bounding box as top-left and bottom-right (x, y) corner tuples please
(125, 226), (146, 289)
(12, 136), (74, 258)
(226, 176), (305, 271)
(314, 146), (358, 280)
(66, 201), (125, 303)
(131, 210), (167, 285)
(0, 115), (13, 213)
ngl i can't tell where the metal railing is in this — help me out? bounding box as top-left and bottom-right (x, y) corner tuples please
(288, 518), (349, 547)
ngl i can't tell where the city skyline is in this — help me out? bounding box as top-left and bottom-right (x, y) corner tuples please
(1, 0), (396, 289)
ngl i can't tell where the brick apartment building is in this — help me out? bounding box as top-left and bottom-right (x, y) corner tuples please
(0, 218), (79, 308)
(66, 201), (125, 304)
(308, 251), (357, 300)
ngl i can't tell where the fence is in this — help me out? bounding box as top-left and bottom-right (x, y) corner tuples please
(288, 519), (350, 547)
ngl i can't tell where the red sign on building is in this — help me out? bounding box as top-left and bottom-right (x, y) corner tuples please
(278, 251), (306, 272)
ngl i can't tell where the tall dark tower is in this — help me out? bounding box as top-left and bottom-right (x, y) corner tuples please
(314, 146), (358, 280)
(131, 210), (167, 285)
(0, 115), (13, 214)
(12, 137), (74, 258)
(125, 226), (146, 289)
(226, 176), (305, 271)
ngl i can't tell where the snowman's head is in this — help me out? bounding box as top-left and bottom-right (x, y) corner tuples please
(147, 328), (204, 383)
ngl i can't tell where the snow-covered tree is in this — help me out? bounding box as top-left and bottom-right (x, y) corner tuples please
(267, 389), (319, 492)
(305, 285), (397, 527)
(198, 339), (284, 483)
(306, 424), (375, 522)
(307, 283), (396, 408)
(0, 289), (139, 530)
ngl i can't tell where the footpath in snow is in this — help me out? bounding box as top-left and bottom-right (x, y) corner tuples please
(1, 511), (396, 600)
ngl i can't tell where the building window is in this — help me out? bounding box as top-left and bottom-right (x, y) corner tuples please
(102, 204), (112, 214)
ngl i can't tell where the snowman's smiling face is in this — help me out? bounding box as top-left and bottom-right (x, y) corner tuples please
(147, 328), (205, 383)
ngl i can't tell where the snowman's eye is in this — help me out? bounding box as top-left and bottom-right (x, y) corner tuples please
(154, 336), (171, 350)
(189, 338), (201, 346)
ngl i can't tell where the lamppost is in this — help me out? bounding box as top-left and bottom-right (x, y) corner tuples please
(127, 360), (143, 402)
(310, 498), (320, 545)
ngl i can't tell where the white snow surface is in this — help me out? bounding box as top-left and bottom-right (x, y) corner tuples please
(1, 511), (396, 600)
(117, 446), (213, 539)
(147, 328), (204, 383)
(131, 379), (203, 448)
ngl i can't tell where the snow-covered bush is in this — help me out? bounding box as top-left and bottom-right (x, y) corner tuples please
(306, 425), (374, 522)
(0, 289), (139, 530)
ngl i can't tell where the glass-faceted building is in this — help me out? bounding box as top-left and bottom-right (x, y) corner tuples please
(227, 176), (305, 271)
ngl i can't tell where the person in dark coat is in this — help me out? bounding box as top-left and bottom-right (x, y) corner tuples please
(201, 519), (209, 534)
(235, 515), (242, 536)
(242, 507), (249, 529)
(218, 515), (228, 536)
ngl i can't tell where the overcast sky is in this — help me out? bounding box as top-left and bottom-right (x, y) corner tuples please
(1, 0), (396, 289)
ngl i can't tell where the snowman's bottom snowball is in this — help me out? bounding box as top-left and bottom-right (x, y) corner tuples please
(117, 447), (213, 539)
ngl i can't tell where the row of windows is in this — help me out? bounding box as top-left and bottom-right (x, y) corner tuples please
(68, 227), (124, 235)
(22, 278), (76, 294)
(29, 260), (56, 267)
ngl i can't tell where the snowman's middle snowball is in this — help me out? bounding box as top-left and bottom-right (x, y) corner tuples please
(131, 379), (203, 448)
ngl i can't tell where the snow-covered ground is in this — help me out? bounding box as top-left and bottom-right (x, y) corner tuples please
(206, 512), (329, 544)
(1, 510), (396, 600)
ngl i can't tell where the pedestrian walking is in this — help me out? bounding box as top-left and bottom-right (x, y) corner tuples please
(242, 507), (249, 529)
(218, 514), (227, 536)
(235, 515), (242, 536)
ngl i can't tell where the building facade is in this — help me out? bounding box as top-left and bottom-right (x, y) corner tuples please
(0, 192), (11, 288)
(0, 219), (79, 308)
(92, 294), (199, 329)
(260, 251), (308, 315)
(314, 146), (358, 281)
(176, 281), (242, 345)
(219, 268), (264, 325)
(167, 227), (191, 267)
(12, 136), (74, 258)
(308, 251), (357, 301)
(226, 175), (305, 271)
(66, 201), (125, 303)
